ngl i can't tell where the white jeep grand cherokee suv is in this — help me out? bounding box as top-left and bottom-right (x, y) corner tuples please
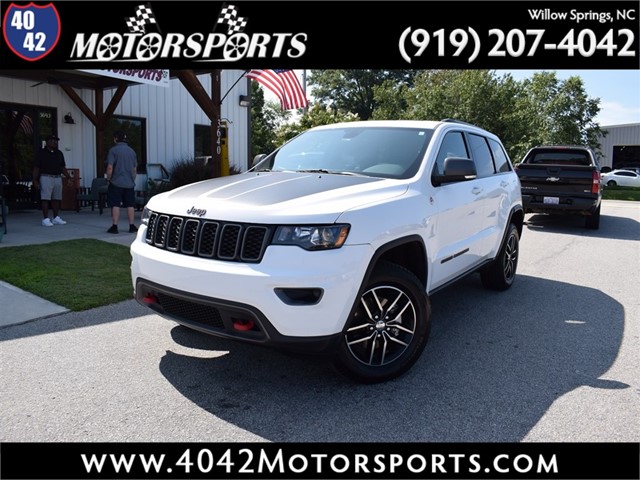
(130, 119), (523, 383)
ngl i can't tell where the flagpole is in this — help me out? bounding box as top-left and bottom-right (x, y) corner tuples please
(302, 69), (308, 115)
(221, 70), (250, 105)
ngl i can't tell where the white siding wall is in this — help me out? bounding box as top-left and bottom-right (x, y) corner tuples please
(598, 123), (640, 168)
(0, 71), (250, 188)
(103, 70), (250, 173)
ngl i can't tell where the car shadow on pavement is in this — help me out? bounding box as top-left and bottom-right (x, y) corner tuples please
(524, 211), (640, 240)
(158, 273), (626, 442)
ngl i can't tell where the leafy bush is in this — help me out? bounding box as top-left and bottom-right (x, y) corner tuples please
(148, 157), (241, 197)
(168, 157), (215, 188)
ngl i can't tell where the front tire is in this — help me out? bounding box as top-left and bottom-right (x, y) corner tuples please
(481, 223), (519, 291)
(333, 261), (431, 384)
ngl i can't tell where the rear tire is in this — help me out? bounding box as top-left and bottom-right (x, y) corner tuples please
(585, 204), (601, 230)
(481, 223), (519, 291)
(333, 261), (431, 384)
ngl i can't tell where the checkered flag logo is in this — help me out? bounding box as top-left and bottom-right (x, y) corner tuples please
(126, 3), (157, 33)
(216, 4), (247, 35)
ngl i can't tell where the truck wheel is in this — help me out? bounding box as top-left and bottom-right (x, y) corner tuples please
(585, 204), (601, 230)
(480, 223), (519, 291)
(334, 261), (431, 384)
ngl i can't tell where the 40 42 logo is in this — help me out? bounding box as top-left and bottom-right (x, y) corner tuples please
(2, 2), (61, 61)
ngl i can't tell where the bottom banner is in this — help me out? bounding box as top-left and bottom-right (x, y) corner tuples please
(1, 442), (638, 479)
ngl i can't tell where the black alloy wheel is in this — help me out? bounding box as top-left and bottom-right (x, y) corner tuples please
(334, 261), (431, 384)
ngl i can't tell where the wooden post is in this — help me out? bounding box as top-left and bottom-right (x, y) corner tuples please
(211, 70), (222, 178)
(95, 88), (105, 177)
(176, 70), (222, 178)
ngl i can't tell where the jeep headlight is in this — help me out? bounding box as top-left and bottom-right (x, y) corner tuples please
(141, 207), (151, 225)
(273, 224), (350, 250)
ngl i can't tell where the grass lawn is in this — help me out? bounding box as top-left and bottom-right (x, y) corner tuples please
(0, 238), (133, 311)
(602, 186), (640, 202)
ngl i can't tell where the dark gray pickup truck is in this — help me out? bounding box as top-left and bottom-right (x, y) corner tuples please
(516, 145), (602, 229)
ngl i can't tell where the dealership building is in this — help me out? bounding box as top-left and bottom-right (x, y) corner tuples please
(597, 123), (640, 171)
(0, 69), (251, 210)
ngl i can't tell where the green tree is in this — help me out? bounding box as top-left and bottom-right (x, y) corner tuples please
(516, 72), (604, 158)
(375, 70), (510, 123)
(373, 69), (603, 162)
(267, 70), (604, 166)
(308, 70), (418, 120)
(376, 70), (527, 160)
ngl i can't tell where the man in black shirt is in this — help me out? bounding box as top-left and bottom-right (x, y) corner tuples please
(33, 134), (73, 227)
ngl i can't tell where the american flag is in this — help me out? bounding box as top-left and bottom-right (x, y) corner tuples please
(11, 111), (33, 135)
(216, 4), (247, 35)
(246, 70), (308, 111)
(126, 4), (157, 33)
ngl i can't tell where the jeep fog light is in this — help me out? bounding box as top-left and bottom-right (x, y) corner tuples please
(273, 224), (350, 250)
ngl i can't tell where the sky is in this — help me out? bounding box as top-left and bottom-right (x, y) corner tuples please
(263, 70), (640, 127)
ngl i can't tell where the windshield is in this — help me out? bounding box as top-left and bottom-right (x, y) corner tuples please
(255, 126), (434, 179)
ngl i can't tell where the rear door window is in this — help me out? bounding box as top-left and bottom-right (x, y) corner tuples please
(467, 133), (495, 178)
(488, 138), (512, 173)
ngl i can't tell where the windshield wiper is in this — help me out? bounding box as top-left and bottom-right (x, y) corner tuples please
(296, 169), (365, 176)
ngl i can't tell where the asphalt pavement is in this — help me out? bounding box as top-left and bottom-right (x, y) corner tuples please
(0, 207), (142, 327)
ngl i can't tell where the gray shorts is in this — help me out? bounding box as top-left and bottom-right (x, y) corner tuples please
(39, 175), (62, 201)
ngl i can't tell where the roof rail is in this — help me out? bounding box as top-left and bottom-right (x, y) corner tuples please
(441, 118), (476, 127)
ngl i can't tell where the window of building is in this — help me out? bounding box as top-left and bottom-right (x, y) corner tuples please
(612, 145), (640, 171)
(0, 103), (57, 208)
(103, 116), (146, 173)
(194, 124), (211, 159)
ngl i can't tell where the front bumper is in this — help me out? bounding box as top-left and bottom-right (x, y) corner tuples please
(130, 228), (373, 350)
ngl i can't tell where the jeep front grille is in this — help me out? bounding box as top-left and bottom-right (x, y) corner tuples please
(145, 212), (271, 263)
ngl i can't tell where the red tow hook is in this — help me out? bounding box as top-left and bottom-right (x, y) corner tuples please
(233, 319), (255, 331)
(142, 294), (159, 305)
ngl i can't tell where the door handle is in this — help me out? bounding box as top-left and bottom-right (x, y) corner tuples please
(472, 187), (483, 195)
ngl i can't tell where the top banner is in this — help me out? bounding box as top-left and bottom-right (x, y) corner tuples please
(78, 69), (170, 87)
(0, 1), (639, 69)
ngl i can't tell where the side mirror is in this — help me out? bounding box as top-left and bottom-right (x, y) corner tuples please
(251, 154), (267, 168)
(433, 157), (477, 185)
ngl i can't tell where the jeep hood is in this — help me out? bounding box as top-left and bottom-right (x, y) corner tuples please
(147, 171), (409, 223)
